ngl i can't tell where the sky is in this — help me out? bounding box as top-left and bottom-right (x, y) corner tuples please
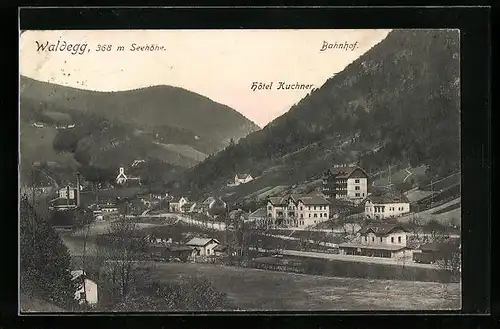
(20, 29), (391, 127)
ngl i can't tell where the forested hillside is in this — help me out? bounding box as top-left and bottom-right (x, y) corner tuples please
(20, 77), (260, 185)
(175, 30), (460, 199)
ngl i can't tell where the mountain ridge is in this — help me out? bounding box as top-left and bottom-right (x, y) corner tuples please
(19, 75), (260, 185)
(20, 75), (260, 128)
(172, 29), (460, 203)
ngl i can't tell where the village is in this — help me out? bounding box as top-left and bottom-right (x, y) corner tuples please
(24, 158), (461, 308)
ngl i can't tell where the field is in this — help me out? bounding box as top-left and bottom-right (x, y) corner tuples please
(373, 165), (428, 187)
(20, 124), (79, 169)
(143, 262), (460, 311)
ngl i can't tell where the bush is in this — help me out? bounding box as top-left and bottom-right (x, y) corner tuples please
(111, 278), (233, 311)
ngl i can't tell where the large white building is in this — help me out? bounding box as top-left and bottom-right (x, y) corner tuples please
(266, 194), (331, 229)
(364, 194), (411, 220)
(322, 165), (369, 204)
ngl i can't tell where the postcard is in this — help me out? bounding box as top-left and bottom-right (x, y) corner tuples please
(19, 28), (461, 313)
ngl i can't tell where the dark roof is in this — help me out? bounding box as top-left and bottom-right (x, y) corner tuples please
(236, 174), (252, 179)
(325, 166), (367, 179)
(167, 245), (195, 252)
(181, 202), (194, 210)
(268, 194), (329, 206)
(268, 197), (284, 205)
(202, 196), (216, 205)
(297, 196), (331, 205)
(358, 223), (408, 236)
(50, 198), (77, 207)
(367, 194), (410, 204)
(419, 242), (458, 252)
(338, 242), (408, 251)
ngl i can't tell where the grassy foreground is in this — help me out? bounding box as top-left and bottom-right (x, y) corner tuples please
(143, 262), (460, 311)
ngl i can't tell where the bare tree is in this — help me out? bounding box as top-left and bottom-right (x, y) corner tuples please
(105, 218), (143, 296)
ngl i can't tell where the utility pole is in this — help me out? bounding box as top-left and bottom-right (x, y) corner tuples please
(430, 179), (434, 209)
(388, 164), (392, 185)
(76, 172), (81, 208)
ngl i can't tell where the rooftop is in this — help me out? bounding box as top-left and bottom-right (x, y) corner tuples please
(367, 194), (410, 204)
(268, 193), (330, 206)
(249, 207), (267, 218)
(419, 242), (459, 253)
(325, 166), (367, 179)
(358, 223), (408, 236)
(297, 196), (331, 205)
(186, 237), (220, 247)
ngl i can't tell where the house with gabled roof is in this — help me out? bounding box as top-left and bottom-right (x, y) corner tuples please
(186, 237), (220, 257)
(115, 166), (141, 186)
(169, 196), (189, 213)
(338, 223), (412, 259)
(234, 173), (254, 185)
(322, 165), (368, 203)
(364, 193), (410, 220)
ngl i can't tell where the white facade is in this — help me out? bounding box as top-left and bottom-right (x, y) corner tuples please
(364, 200), (410, 219)
(267, 195), (331, 229)
(234, 174), (253, 185)
(187, 238), (220, 256)
(357, 230), (408, 247)
(266, 202), (284, 219)
(169, 197), (189, 212)
(71, 271), (98, 306)
(59, 187), (76, 200)
(74, 278), (98, 306)
(296, 201), (330, 227)
(346, 177), (368, 200)
(116, 167), (127, 185)
(323, 166), (369, 204)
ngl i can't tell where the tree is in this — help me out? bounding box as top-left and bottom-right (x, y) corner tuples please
(104, 218), (147, 296)
(53, 130), (79, 153)
(80, 165), (116, 202)
(20, 196), (78, 309)
(436, 243), (461, 281)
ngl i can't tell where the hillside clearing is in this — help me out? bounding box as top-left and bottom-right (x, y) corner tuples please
(153, 142), (207, 162)
(373, 165), (428, 187)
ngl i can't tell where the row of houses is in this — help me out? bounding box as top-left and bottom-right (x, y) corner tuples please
(337, 222), (460, 263)
(168, 196), (227, 216)
(245, 192), (411, 230)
